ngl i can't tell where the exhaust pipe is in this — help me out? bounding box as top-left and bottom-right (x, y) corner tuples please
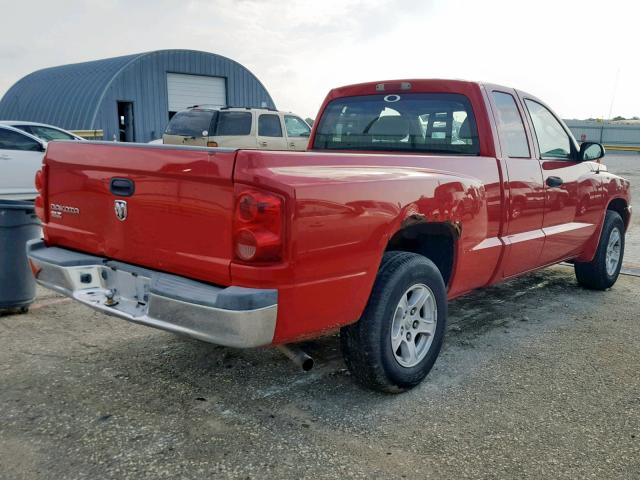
(276, 345), (314, 371)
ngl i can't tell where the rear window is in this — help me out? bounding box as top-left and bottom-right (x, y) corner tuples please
(216, 112), (252, 136)
(312, 93), (479, 154)
(164, 109), (216, 136)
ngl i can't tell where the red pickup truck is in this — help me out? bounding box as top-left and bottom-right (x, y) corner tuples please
(28, 79), (631, 392)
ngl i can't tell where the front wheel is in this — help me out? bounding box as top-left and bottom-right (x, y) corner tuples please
(340, 251), (447, 393)
(574, 210), (625, 290)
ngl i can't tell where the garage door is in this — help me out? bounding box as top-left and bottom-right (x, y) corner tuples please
(166, 73), (227, 112)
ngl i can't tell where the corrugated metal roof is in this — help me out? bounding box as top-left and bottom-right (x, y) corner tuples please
(0, 53), (142, 128)
(0, 50), (275, 141)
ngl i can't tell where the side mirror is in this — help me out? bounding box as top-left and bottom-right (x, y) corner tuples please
(579, 142), (605, 162)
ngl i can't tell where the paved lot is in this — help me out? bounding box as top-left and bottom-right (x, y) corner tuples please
(607, 153), (640, 266)
(2, 269), (638, 479)
(1, 153), (638, 479)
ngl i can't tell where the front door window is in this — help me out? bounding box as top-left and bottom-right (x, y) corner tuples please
(524, 100), (571, 159)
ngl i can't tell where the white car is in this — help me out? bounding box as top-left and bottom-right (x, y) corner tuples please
(0, 125), (50, 200)
(162, 106), (311, 151)
(0, 121), (84, 142)
(0, 122), (84, 200)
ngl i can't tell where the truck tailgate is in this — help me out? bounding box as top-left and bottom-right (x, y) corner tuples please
(43, 142), (236, 285)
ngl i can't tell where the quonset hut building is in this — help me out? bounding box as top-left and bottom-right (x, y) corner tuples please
(0, 49), (275, 142)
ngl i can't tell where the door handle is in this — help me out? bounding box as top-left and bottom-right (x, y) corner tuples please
(546, 176), (563, 188)
(259, 141), (268, 147)
(0, 154), (10, 160)
(110, 177), (135, 197)
(289, 142), (296, 148)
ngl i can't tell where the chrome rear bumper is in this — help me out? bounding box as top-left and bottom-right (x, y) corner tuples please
(26, 240), (277, 348)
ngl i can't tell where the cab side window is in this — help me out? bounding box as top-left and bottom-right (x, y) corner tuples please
(524, 99), (571, 159)
(491, 92), (530, 158)
(258, 114), (283, 137)
(284, 115), (310, 137)
(0, 128), (42, 151)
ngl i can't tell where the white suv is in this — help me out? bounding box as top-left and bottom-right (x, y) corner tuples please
(162, 106), (311, 151)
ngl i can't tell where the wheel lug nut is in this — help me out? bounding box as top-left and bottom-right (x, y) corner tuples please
(411, 308), (417, 315)
(406, 332), (411, 341)
(412, 320), (419, 329)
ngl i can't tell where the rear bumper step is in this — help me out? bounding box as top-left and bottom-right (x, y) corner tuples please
(26, 240), (277, 348)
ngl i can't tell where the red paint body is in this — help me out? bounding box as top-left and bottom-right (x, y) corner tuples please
(40, 80), (631, 344)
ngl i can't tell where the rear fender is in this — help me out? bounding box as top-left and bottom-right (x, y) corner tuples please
(232, 150), (490, 343)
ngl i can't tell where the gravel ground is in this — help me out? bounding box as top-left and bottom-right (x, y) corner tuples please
(1, 265), (638, 479)
(0, 153), (638, 479)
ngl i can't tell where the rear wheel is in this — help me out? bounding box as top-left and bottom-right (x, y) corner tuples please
(340, 251), (447, 393)
(574, 210), (625, 290)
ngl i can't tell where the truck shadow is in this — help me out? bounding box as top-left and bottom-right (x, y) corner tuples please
(74, 265), (598, 407)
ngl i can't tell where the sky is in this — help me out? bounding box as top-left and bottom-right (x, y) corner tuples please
(0, 0), (637, 120)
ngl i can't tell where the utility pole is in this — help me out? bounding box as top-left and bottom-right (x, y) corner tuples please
(603, 68), (621, 145)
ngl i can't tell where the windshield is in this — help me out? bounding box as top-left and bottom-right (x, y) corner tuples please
(165, 109), (217, 136)
(313, 93), (479, 154)
(16, 125), (76, 141)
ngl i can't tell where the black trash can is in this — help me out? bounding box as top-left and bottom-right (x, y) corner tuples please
(0, 200), (41, 312)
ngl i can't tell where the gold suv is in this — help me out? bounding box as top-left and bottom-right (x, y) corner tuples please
(163, 106), (311, 151)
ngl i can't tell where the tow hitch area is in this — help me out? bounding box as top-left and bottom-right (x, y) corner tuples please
(27, 240), (279, 348)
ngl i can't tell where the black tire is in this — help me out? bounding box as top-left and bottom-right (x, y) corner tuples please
(340, 251), (447, 393)
(575, 210), (625, 290)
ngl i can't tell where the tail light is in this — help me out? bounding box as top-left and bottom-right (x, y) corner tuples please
(233, 188), (284, 262)
(34, 167), (46, 222)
